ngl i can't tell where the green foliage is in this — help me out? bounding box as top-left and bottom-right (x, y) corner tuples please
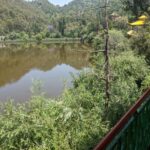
(122, 0), (150, 16)
(131, 22), (150, 64)
(0, 0), (132, 43)
(0, 48), (149, 149)
(142, 74), (150, 90)
(109, 29), (130, 51)
(93, 29), (130, 52)
(109, 51), (149, 124)
(1, 43), (148, 149)
(7, 32), (20, 40)
(31, 0), (58, 15)
(0, 87), (108, 150)
(0, 0), (128, 40)
(111, 51), (148, 80)
(58, 17), (66, 36)
(49, 32), (62, 38)
(35, 34), (43, 42)
(93, 33), (104, 50)
(74, 51), (149, 125)
(5, 32), (29, 41)
(0, 0), (49, 35)
(111, 16), (128, 30)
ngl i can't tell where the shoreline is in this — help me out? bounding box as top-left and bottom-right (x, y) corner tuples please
(0, 38), (82, 44)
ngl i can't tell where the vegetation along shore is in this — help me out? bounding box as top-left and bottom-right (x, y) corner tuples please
(0, 0), (150, 149)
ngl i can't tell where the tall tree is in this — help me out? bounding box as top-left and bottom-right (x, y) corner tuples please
(122, 0), (150, 16)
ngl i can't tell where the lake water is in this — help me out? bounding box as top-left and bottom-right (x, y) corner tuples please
(0, 43), (90, 103)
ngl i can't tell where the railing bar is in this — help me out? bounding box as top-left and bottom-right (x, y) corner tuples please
(137, 95), (150, 113)
(94, 88), (150, 150)
(105, 117), (134, 150)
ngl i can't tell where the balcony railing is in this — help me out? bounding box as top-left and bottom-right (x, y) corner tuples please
(94, 88), (150, 150)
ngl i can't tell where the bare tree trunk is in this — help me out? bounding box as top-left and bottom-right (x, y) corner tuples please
(104, 0), (110, 109)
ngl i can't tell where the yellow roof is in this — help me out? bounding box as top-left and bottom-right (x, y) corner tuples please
(127, 30), (136, 36)
(138, 15), (148, 20)
(129, 20), (145, 26)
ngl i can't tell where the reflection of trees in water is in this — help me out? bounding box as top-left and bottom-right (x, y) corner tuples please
(0, 44), (90, 87)
(59, 44), (67, 62)
(0, 43), (6, 48)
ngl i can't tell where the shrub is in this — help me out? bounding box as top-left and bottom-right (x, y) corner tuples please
(93, 33), (104, 50)
(35, 34), (43, 42)
(74, 51), (149, 125)
(8, 32), (20, 40)
(109, 29), (130, 51)
(0, 87), (108, 150)
(131, 23), (150, 64)
(49, 32), (62, 38)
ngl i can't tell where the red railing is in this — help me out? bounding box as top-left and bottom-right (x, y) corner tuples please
(94, 88), (150, 150)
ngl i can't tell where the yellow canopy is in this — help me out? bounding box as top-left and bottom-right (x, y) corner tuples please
(129, 20), (145, 26)
(127, 30), (136, 36)
(138, 15), (148, 20)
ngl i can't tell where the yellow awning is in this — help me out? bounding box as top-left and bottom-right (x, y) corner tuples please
(138, 15), (148, 20)
(127, 30), (136, 36)
(129, 20), (145, 26)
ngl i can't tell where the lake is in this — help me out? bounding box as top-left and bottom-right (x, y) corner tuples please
(0, 43), (91, 103)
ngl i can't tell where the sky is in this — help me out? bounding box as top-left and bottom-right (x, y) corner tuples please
(49, 0), (72, 6)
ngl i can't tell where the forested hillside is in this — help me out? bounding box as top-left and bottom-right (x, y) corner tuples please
(30, 0), (58, 16)
(0, 0), (51, 35)
(0, 0), (125, 39)
(1, 0), (149, 40)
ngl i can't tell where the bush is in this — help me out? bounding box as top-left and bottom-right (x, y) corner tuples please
(35, 34), (43, 42)
(142, 74), (150, 90)
(19, 32), (29, 41)
(92, 29), (130, 52)
(0, 88), (108, 150)
(108, 51), (149, 124)
(130, 23), (150, 64)
(49, 32), (62, 38)
(111, 16), (128, 30)
(109, 29), (130, 51)
(6, 32), (29, 41)
(74, 51), (149, 125)
(8, 32), (20, 40)
(93, 33), (104, 50)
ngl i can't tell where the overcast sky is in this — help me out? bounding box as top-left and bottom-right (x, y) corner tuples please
(49, 0), (72, 6)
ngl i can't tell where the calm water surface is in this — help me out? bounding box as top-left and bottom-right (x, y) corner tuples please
(0, 43), (90, 103)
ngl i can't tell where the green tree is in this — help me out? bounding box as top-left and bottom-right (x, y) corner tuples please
(35, 33), (43, 42)
(58, 17), (66, 36)
(122, 0), (150, 16)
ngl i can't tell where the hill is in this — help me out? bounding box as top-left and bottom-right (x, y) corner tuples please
(0, 0), (52, 34)
(0, 0), (124, 38)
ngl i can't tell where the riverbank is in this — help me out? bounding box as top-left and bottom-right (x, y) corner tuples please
(0, 38), (81, 44)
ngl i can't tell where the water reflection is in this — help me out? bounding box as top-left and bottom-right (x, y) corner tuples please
(0, 43), (90, 102)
